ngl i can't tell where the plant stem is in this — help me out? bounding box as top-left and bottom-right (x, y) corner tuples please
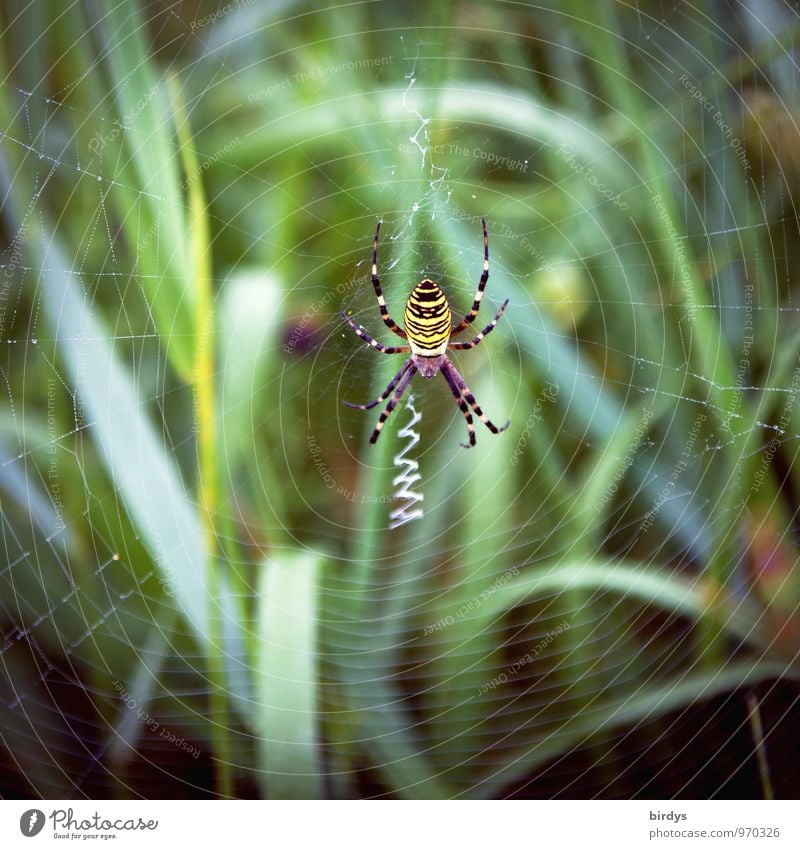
(171, 77), (233, 798)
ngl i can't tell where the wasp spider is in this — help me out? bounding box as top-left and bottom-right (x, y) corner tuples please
(341, 217), (510, 448)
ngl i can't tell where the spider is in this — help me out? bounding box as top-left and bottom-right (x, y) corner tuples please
(341, 217), (510, 448)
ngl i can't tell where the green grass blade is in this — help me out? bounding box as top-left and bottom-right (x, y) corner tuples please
(257, 550), (322, 799)
(34, 226), (209, 642)
(472, 660), (796, 799)
(94, 0), (195, 378)
(486, 560), (766, 646)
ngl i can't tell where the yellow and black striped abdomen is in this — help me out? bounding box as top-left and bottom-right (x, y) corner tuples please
(404, 279), (451, 356)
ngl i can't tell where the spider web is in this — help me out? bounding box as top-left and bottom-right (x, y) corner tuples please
(0, 0), (799, 800)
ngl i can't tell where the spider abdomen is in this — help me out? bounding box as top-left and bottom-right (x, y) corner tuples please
(404, 279), (452, 357)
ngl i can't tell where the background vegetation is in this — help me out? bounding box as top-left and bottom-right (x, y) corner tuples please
(1, 0), (799, 798)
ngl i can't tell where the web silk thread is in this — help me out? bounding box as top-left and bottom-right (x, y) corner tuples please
(389, 394), (424, 529)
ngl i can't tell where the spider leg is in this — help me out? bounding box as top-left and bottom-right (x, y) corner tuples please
(443, 359), (509, 436)
(371, 220), (408, 340)
(450, 216), (489, 336)
(343, 359), (414, 411)
(440, 365), (476, 448)
(368, 362), (417, 444)
(340, 311), (411, 354)
(448, 298), (509, 350)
